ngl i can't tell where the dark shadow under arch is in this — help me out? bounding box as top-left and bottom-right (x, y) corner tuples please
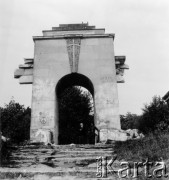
(56, 73), (95, 145)
(56, 73), (94, 96)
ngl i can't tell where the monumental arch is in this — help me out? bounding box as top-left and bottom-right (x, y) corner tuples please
(14, 23), (129, 144)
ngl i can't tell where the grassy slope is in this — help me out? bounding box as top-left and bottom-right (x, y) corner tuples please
(113, 133), (169, 179)
(114, 133), (169, 162)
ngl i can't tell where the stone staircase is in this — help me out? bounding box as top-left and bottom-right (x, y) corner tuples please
(0, 143), (118, 180)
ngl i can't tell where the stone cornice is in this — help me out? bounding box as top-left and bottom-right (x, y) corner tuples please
(33, 34), (115, 41)
(44, 28), (105, 32)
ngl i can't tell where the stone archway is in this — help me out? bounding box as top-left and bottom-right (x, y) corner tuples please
(56, 73), (95, 144)
(14, 23), (129, 144)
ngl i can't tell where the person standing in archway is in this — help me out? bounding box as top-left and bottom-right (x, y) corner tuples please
(78, 122), (86, 144)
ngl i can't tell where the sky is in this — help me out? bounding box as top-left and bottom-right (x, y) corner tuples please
(0, 0), (169, 115)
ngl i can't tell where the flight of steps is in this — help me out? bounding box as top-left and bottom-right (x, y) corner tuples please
(0, 143), (118, 180)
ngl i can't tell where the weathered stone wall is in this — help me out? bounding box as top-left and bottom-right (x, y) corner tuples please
(14, 24), (128, 144)
(31, 39), (70, 144)
(31, 37), (120, 143)
(78, 38), (120, 140)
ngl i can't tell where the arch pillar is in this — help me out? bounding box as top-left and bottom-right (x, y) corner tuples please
(94, 80), (120, 142)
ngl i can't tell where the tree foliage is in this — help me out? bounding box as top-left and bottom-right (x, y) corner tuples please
(138, 96), (169, 134)
(121, 96), (169, 134)
(1, 99), (31, 144)
(120, 112), (140, 130)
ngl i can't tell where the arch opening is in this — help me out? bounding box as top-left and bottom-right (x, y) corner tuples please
(56, 73), (95, 145)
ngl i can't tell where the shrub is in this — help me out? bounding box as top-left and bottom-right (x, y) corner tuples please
(138, 96), (169, 134)
(120, 112), (141, 130)
(1, 100), (31, 144)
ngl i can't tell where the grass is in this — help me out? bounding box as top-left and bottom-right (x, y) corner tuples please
(114, 132), (169, 162)
(113, 133), (169, 179)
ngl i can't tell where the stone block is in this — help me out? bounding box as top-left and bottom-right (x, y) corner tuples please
(19, 64), (33, 69)
(115, 56), (125, 64)
(34, 129), (53, 145)
(115, 61), (120, 65)
(19, 75), (33, 84)
(116, 68), (124, 75)
(43, 29), (105, 36)
(34, 174), (50, 180)
(108, 129), (128, 141)
(24, 68), (33, 76)
(120, 64), (129, 69)
(24, 58), (34, 64)
(100, 128), (128, 142)
(14, 69), (24, 78)
(116, 75), (125, 83)
(125, 129), (145, 139)
(99, 129), (108, 141)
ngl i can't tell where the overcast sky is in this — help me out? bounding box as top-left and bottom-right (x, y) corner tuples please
(0, 0), (169, 115)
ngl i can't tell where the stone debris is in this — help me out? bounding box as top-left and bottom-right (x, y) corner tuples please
(34, 129), (53, 145)
(102, 128), (145, 142)
(125, 129), (145, 140)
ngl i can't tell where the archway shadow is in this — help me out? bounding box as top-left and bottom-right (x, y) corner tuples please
(56, 73), (95, 145)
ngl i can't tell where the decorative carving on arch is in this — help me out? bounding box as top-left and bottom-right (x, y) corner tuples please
(66, 38), (81, 73)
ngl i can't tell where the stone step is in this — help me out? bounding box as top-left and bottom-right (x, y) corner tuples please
(15, 143), (114, 149)
(12, 148), (113, 153)
(10, 154), (112, 161)
(6, 163), (98, 169)
(9, 156), (110, 164)
(0, 166), (118, 179)
(14, 148), (114, 153)
(1, 144), (116, 178)
(7, 155), (115, 170)
(11, 151), (113, 157)
(5, 161), (98, 169)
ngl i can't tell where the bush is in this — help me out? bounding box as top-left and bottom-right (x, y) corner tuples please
(120, 112), (141, 130)
(1, 100), (31, 144)
(138, 96), (169, 134)
(121, 96), (169, 134)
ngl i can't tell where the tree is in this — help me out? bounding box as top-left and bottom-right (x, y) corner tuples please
(58, 86), (94, 144)
(120, 112), (141, 130)
(1, 99), (31, 144)
(138, 96), (169, 134)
